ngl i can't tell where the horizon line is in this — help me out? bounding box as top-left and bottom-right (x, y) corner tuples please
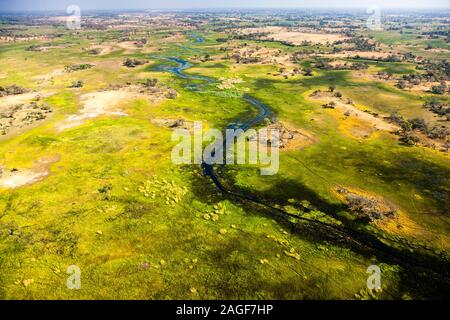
(0, 7), (449, 13)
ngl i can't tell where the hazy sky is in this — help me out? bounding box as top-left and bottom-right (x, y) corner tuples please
(1, 0), (449, 11)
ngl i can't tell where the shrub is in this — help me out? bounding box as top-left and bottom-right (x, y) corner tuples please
(69, 80), (84, 88)
(123, 58), (147, 68)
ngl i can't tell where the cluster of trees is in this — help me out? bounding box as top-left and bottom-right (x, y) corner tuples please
(395, 60), (449, 94)
(0, 85), (27, 97)
(431, 81), (448, 95)
(387, 112), (449, 146)
(416, 60), (450, 81)
(87, 48), (102, 55)
(313, 60), (368, 71)
(228, 53), (262, 64)
(123, 58), (148, 68)
(424, 100), (450, 120)
(344, 36), (377, 52)
(345, 193), (396, 222)
(352, 54), (402, 63)
(65, 64), (94, 72)
(141, 78), (177, 99)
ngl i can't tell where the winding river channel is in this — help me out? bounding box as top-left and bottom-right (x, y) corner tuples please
(154, 56), (273, 174)
(152, 51), (450, 281)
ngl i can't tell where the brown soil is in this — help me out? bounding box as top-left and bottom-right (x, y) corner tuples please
(0, 156), (59, 189)
(309, 90), (397, 138)
(237, 26), (348, 45)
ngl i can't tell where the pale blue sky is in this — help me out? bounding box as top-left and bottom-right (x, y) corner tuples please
(1, 0), (449, 11)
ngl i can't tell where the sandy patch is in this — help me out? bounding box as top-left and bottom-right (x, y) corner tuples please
(87, 44), (115, 56)
(116, 41), (141, 53)
(0, 91), (55, 137)
(0, 91), (53, 112)
(0, 36), (51, 43)
(56, 89), (136, 131)
(0, 156), (58, 189)
(32, 69), (65, 82)
(237, 26), (348, 45)
(327, 51), (401, 60)
(163, 33), (186, 43)
(57, 84), (169, 131)
(225, 44), (296, 68)
(332, 186), (438, 242)
(249, 121), (317, 151)
(217, 77), (243, 90)
(0, 93), (39, 111)
(309, 90), (397, 138)
(1, 102), (52, 136)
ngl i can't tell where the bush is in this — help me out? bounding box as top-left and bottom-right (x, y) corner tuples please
(431, 82), (447, 95)
(65, 64), (94, 72)
(69, 80), (84, 88)
(0, 85), (27, 97)
(303, 68), (313, 76)
(410, 117), (428, 133)
(400, 132), (420, 145)
(123, 58), (147, 68)
(143, 78), (158, 88)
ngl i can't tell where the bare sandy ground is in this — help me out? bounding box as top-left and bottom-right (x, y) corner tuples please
(32, 69), (65, 82)
(326, 51), (401, 60)
(309, 91), (397, 138)
(57, 84), (169, 131)
(0, 36), (51, 43)
(249, 121), (317, 151)
(0, 91), (54, 112)
(56, 89), (135, 131)
(217, 77), (243, 90)
(225, 44), (295, 69)
(0, 93), (38, 111)
(237, 26), (348, 45)
(115, 41), (142, 53)
(0, 156), (58, 189)
(87, 44), (116, 55)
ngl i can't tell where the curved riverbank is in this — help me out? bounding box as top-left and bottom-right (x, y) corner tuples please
(154, 55), (450, 285)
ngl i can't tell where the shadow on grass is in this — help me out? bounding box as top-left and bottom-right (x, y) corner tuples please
(188, 164), (450, 299)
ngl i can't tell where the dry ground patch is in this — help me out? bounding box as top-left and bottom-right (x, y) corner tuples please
(237, 26), (348, 45)
(309, 90), (397, 139)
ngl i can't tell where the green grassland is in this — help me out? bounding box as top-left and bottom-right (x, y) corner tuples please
(0, 22), (449, 300)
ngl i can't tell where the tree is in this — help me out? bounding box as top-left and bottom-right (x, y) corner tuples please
(69, 80), (84, 88)
(144, 78), (158, 88)
(431, 81), (447, 95)
(303, 68), (313, 76)
(396, 80), (408, 90)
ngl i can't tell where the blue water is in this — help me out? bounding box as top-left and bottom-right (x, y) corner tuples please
(194, 37), (205, 43)
(156, 56), (274, 164)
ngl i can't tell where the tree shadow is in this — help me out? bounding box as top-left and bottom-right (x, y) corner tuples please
(188, 165), (450, 299)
